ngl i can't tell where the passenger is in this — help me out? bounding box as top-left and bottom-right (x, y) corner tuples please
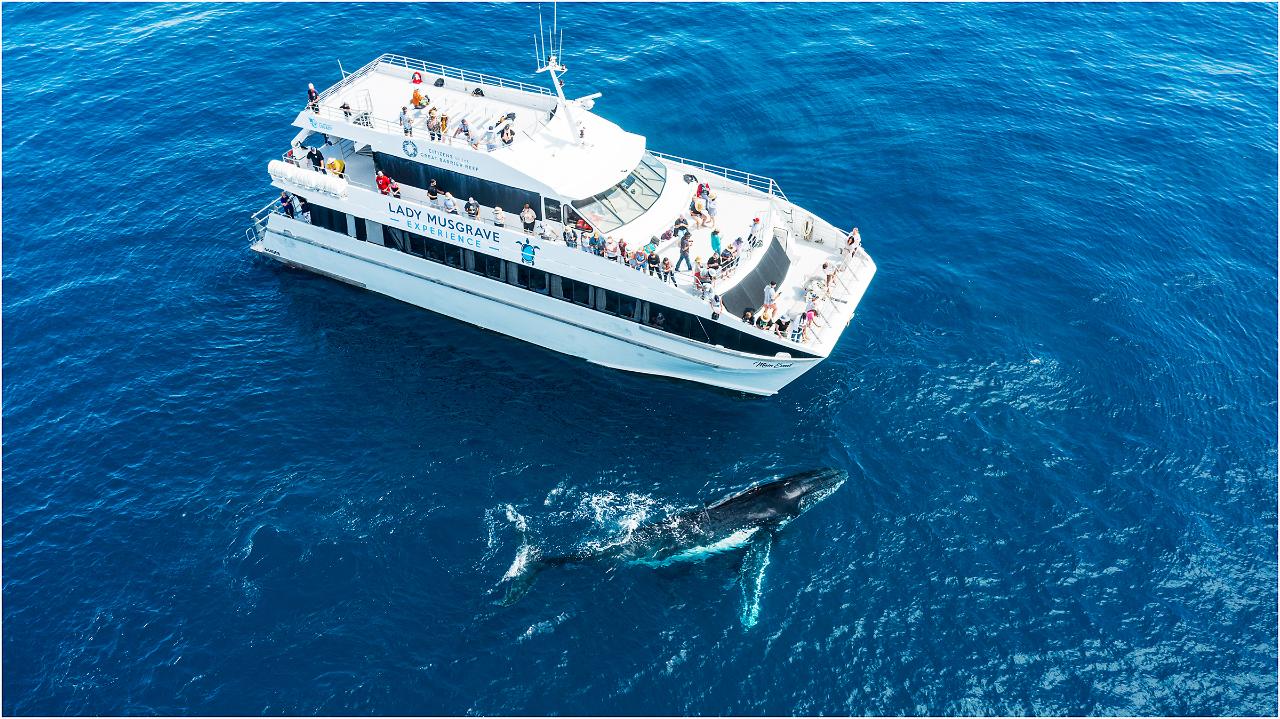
(823, 262), (837, 294)
(279, 190), (294, 219)
(762, 281), (778, 316)
(643, 236), (658, 255)
(427, 180), (439, 206)
(802, 294), (818, 341)
(742, 309), (754, 325)
(706, 253), (721, 271)
(453, 118), (476, 148)
(749, 217), (762, 243)
(306, 145), (325, 173)
(400, 107), (413, 137)
(710, 229), (722, 254)
(426, 110), (443, 142)
(340, 101), (352, 120)
(733, 236), (745, 256)
(757, 304), (774, 328)
(465, 196), (480, 219)
(388, 179), (402, 199)
(375, 170), (391, 195)
(842, 227), (862, 263)
(653, 312), (666, 330)
(411, 87), (427, 109)
(493, 206), (505, 227)
(646, 249), (660, 276)
(774, 313), (792, 339)
(296, 196), (311, 222)
(661, 257), (677, 286)
(325, 157), (346, 178)
(604, 236), (620, 263)
(442, 192), (460, 214)
(710, 294), (724, 320)
(520, 204), (537, 233)
(483, 125), (498, 152)
(618, 238), (629, 259)
(675, 233), (693, 272)
(589, 233), (603, 256)
(692, 194), (710, 227)
(307, 82), (319, 113)
(705, 192), (718, 229)
(500, 124), (516, 146)
(632, 251), (646, 271)
(563, 227), (578, 247)
(696, 181), (711, 199)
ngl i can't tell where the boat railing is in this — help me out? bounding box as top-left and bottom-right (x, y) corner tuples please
(376, 54), (554, 97)
(648, 150), (789, 202)
(315, 56), (383, 105)
(245, 198), (282, 245)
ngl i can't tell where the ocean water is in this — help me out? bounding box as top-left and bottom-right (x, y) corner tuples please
(3, 2), (1277, 715)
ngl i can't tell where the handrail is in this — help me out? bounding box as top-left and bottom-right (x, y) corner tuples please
(648, 149), (789, 202)
(377, 53), (553, 97)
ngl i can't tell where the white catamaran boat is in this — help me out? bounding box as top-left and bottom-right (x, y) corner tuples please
(247, 28), (875, 396)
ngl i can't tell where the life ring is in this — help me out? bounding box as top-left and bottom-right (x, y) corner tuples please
(411, 71), (423, 84)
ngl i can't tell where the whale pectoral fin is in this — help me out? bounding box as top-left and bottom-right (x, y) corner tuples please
(738, 532), (774, 629)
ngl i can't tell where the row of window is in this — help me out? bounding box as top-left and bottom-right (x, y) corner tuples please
(306, 208), (813, 358)
(373, 152), (545, 222)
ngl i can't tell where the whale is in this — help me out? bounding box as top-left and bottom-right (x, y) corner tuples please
(496, 468), (847, 627)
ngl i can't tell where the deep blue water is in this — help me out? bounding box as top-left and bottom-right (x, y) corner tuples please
(4, 3), (1277, 715)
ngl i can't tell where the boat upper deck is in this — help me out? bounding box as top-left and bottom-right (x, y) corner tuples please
(299, 54), (645, 201)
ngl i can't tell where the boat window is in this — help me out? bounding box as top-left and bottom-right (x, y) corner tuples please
(352, 223), (814, 359)
(570, 152), (668, 234)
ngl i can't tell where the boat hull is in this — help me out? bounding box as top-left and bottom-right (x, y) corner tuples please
(251, 221), (824, 396)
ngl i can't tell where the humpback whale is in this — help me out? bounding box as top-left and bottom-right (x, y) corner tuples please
(497, 468), (847, 627)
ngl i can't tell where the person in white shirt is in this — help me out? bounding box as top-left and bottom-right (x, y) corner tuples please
(442, 192), (459, 214)
(762, 281), (778, 316)
(493, 206), (506, 227)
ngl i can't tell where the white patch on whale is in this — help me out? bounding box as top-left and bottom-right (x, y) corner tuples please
(630, 527), (760, 567)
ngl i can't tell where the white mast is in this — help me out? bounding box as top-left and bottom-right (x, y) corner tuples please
(535, 3), (580, 144)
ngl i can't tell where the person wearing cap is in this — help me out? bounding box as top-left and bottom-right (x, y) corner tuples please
(465, 196), (480, 219)
(306, 145), (325, 173)
(493, 206), (505, 227)
(307, 82), (319, 113)
(710, 294), (724, 320)
(749, 217), (762, 242)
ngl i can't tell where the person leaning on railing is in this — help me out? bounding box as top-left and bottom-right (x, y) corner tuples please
(307, 83), (319, 114)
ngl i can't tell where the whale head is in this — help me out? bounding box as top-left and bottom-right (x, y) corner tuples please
(775, 468), (847, 517)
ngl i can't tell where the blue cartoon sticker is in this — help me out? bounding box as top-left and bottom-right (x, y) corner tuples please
(517, 238), (540, 266)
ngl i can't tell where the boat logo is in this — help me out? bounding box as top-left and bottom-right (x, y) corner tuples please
(517, 239), (540, 266)
(402, 140), (419, 158)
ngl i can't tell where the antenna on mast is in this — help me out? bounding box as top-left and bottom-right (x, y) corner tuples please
(534, 1), (582, 144)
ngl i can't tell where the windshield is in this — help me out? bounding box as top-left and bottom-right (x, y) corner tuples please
(571, 152), (668, 234)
